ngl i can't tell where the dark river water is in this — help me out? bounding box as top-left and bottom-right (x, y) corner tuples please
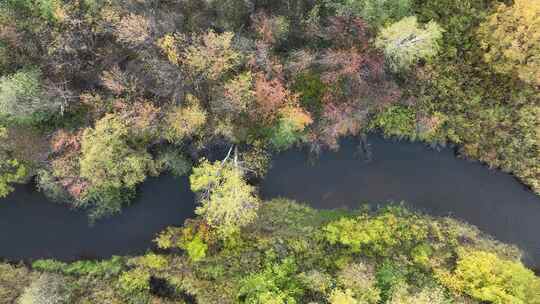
(1, 136), (540, 271)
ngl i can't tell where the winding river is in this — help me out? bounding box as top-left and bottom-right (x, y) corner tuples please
(1, 135), (540, 272)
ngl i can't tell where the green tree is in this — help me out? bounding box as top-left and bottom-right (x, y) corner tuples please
(80, 114), (153, 218)
(238, 258), (304, 304)
(375, 17), (443, 71)
(156, 148), (192, 177)
(325, 0), (412, 28)
(477, 0), (540, 86)
(0, 126), (27, 198)
(369, 105), (416, 139)
(190, 157), (260, 236)
(0, 67), (59, 122)
(117, 268), (151, 303)
(184, 235), (208, 262)
(0, 158), (27, 198)
(269, 106), (312, 150)
(4, 0), (63, 23)
(375, 261), (407, 302)
(292, 72), (326, 117)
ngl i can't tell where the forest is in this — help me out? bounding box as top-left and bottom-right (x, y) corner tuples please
(0, 0), (539, 303)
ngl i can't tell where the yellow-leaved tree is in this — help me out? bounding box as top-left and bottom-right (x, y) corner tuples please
(164, 94), (207, 143)
(436, 248), (540, 304)
(190, 157), (259, 237)
(477, 0), (540, 86)
(80, 113), (154, 219)
(184, 30), (242, 81)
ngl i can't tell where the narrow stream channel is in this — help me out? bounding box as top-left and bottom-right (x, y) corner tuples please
(1, 135), (539, 272)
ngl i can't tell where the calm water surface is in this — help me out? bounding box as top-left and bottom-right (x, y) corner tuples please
(1, 136), (539, 271)
(0, 176), (195, 261)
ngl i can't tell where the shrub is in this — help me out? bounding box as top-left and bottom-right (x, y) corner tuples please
(156, 148), (192, 177)
(238, 258), (304, 304)
(388, 284), (448, 304)
(154, 227), (184, 250)
(4, 0), (63, 23)
(131, 253), (169, 271)
(156, 34), (183, 66)
(36, 0), (63, 23)
(32, 257), (125, 278)
(208, 0), (251, 31)
(299, 270), (333, 295)
(292, 72), (325, 116)
(117, 268), (151, 303)
(35, 169), (69, 202)
(323, 208), (429, 257)
(184, 235), (208, 262)
(251, 12), (290, 46)
(269, 106), (312, 150)
(369, 105), (416, 139)
(375, 261), (407, 302)
(240, 142), (271, 178)
(216, 71), (255, 115)
(153, 220), (213, 263)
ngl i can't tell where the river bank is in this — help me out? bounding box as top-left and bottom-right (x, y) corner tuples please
(1, 135), (539, 271)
